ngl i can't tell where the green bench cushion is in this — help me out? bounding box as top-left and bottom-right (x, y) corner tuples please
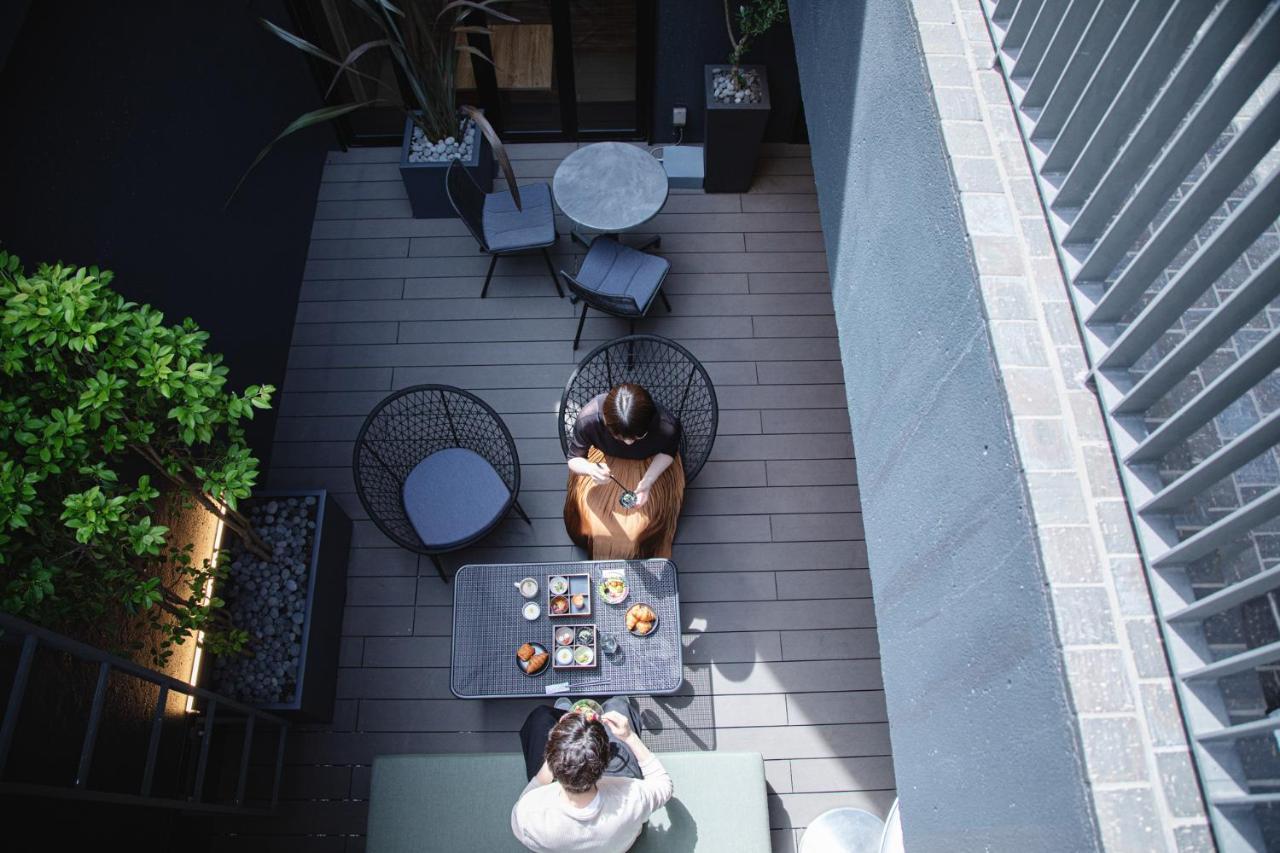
(366, 751), (770, 852)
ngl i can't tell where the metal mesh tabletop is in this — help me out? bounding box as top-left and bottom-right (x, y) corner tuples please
(450, 560), (682, 699)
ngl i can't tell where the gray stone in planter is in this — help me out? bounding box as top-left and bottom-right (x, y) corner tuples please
(400, 114), (494, 219)
(209, 489), (351, 723)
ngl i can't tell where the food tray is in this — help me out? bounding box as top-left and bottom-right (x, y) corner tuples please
(551, 622), (598, 670)
(548, 573), (592, 618)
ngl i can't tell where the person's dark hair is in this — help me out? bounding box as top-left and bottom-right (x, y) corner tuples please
(602, 383), (656, 440)
(544, 712), (609, 793)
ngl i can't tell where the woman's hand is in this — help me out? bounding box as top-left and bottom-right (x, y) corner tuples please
(632, 485), (650, 507)
(601, 710), (634, 741)
(590, 462), (612, 485)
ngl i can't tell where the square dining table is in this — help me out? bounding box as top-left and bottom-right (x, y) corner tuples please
(449, 559), (682, 699)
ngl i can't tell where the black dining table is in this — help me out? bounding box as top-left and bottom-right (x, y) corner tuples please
(449, 559), (682, 700)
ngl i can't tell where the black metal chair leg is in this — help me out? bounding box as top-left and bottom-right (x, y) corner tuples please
(513, 499), (532, 526)
(479, 255), (499, 298)
(541, 248), (564, 298)
(573, 304), (588, 350)
(430, 554), (448, 583)
(660, 291), (672, 312)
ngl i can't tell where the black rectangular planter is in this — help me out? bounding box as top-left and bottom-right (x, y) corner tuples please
(211, 490), (352, 723)
(399, 114), (494, 219)
(704, 64), (772, 193)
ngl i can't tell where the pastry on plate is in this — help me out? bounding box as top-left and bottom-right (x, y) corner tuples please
(517, 643), (535, 662)
(526, 652), (548, 674)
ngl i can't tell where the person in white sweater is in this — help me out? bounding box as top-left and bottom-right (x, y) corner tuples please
(511, 697), (673, 852)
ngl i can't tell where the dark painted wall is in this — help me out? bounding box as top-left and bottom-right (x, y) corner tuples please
(651, 0), (802, 145)
(0, 0), (333, 462)
(789, 1), (1102, 850)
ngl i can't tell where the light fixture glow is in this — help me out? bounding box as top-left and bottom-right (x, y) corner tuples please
(186, 509), (227, 713)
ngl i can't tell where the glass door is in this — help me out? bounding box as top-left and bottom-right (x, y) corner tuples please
(287, 0), (652, 144)
(568, 0), (648, 136)
(458, 1), (564, 135)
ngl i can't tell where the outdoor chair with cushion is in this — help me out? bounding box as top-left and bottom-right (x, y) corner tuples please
(559, 334), (718, 481)
(559, 235), (672, 350)
(352, 385), (529, 582)
(445, 158), (563, 299)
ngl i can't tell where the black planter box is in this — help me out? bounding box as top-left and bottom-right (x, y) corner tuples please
(399, 114), (494, 219)
(704, 64), (772, 193)
(208, 490), (352, 723)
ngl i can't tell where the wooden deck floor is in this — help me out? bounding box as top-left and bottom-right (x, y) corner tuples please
(213, 142), (891, 852)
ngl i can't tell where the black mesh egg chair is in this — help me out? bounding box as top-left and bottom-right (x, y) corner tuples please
(353, 385), (529, 581)
(558, 335), (719, 481)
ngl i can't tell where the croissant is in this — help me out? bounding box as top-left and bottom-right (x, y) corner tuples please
(626, 610), (639, 631)
(635, 605), (655, 621)
(517, 643), (535, 662)
(527, 652), (548, 673)
(636, 619), (654, 635)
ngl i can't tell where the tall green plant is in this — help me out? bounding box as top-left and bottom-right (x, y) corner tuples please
(230, 0), (521, 208)
(724, 0), (788, 69)
(0, 252), (269, 666)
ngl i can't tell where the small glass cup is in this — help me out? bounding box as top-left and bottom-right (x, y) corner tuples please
(619, 490), (637, 509)
(600, 632), (620, 655)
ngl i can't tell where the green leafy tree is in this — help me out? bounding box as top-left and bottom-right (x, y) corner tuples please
(724, 0), (788, 75)
(0, 251), (267, 666)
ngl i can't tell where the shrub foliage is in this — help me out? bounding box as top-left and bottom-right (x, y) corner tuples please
(0, 251), (272, 666)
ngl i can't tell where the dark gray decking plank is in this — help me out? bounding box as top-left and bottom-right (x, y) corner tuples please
(233, 142), (891, 849)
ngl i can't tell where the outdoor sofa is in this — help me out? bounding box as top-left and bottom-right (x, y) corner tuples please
(365, 750), (771, 851)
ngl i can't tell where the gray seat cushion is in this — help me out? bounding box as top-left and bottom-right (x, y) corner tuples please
(576, 236), (671, 314)
(483, 181), (556, 252)
(366, 751), (771, 853)
(401, 447), (510, 550)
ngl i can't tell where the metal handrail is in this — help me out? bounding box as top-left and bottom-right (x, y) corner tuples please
(0, 609), (288, 815)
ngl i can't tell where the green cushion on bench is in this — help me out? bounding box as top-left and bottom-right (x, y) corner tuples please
(366, 751), (770, 852)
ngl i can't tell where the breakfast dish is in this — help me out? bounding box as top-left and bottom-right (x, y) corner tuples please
(548, 576), (569, 595)
(626, 603), (657, 636)
(555, 627), (575, 646)
(522, 601), (541, 621)
(571, 698), (604, 718)
(571, 593), (586, 610)
(577, 627), (594, 645)
(517, 642), (549, 676)
(574, 645), (595, 665)
(550, 595), (569, 615)
(554, 647), (574, 666)
(599, 575), (628, 604)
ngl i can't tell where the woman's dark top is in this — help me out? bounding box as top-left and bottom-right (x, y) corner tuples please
(567, 393), (682, 461)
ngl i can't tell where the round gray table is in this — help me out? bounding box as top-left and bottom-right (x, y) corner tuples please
(552, 142), (669, 249)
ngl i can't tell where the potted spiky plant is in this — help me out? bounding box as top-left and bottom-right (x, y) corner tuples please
(705, 0), (787, 192)
(231, 0), (523, 219)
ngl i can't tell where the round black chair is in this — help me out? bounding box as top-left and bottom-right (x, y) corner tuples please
(353, 385), (529, 581)
(558, 335), (719, 481)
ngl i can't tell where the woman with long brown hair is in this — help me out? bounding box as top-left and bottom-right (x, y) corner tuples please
(563, 383), (686, 559)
